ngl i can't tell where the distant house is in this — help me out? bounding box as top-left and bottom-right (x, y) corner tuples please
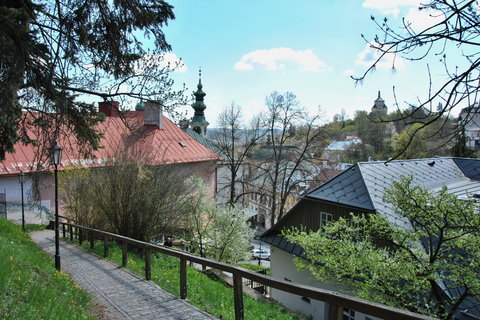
(261, 157), (480, 320)
(322, 136), (362, 162)
(0, 101), (221, 222)
(458, 103), (480, 150)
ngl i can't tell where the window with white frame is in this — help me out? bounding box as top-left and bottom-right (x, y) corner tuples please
(320, 212), (332, 230)
(342, 308), (355, 320)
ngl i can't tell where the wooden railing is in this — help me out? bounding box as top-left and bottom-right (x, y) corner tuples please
(60, 222), (436, 320)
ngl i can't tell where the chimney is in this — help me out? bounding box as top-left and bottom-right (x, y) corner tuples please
(98, 101), (120, 117)
(144, 101), (163, 129)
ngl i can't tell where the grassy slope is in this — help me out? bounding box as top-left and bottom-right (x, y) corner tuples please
(0, 218), (95, 320)
(72, 238), (299, 320)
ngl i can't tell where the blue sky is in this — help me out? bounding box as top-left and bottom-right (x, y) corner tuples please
(160, 0), (459, 126)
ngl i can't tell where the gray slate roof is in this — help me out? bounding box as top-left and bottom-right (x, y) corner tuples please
(306, 164), (374, 211)
(307, 157), (480, 227)
(263, 157), (480, 249)
(262, 157), (480, 320)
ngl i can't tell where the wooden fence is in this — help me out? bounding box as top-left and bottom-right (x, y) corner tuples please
(60, 221), (436, 320)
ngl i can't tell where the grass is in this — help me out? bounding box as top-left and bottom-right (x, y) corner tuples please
(235, 263), (270, 275)
(69, 237), (299, 320)
(0, 218), (96, 320)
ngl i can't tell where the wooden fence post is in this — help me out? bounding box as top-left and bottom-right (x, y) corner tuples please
(62, 224), (66, 238)
(180, 257), (187, 299)
(69, 225), (73, 241)
(79, 229), (83, 246)
(144, 247), (151, 280)
(103, 237), (109, 258)
(90, 233), (95, 249)
(122, 241), (128, 267)
(233, 274), (244, 320)
(328, 304), (344, 320)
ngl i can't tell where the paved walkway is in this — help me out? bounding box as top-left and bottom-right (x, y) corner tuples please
(31, 230), (217, 320)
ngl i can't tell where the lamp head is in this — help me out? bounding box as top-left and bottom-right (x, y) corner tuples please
(50, 141), (63, 166)
(18, 171), (25, 183)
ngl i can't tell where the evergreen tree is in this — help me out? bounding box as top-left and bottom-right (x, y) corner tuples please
(451, 128), (476, 158)
(1, 0), (184, 160)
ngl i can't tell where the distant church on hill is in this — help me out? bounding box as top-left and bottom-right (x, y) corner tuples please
(371, 91), (388, 113)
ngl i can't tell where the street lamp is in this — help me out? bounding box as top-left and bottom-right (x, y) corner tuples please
(18, 172), (25, 232)
(51, 141), (63, 271)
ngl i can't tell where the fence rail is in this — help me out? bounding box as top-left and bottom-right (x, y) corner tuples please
(60, 221), (436, 320)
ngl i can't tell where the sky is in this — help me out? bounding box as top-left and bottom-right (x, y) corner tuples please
(158, 0), (462, 126)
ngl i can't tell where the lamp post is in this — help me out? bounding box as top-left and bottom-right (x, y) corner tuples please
(18, 172), (25, 232)
(51, 141), (63, 271)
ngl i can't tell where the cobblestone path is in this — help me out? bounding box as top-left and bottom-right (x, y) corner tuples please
(31, 230), (217, 320)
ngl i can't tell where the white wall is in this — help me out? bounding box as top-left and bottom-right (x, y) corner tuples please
(0, 175), (53, 224)
(270, 247), (381, 320)
(0, 176), (33, 202)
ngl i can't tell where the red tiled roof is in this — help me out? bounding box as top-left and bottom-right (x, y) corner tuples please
(0, 111), (221, 175)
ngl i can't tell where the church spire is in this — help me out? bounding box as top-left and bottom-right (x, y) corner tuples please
(192, 68), (207, 117)
(190, 68), (209, 136)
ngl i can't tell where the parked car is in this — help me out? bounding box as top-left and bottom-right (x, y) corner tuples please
(251, 248), (270, 260)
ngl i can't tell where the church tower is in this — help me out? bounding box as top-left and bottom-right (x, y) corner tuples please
(190, 69), (209, 136)
(371, 91), (387, 113)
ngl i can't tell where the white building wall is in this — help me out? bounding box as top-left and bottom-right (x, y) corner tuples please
(270, 247), (381, 320)
(0, 175), (53, 224)
(0, 176), (33, 202)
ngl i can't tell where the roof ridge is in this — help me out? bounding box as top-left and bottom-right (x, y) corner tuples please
(355, 164), (377, 211)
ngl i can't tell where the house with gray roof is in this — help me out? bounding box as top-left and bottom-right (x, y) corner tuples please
(458, 104), (480, 151)
(261, 157), (480, 320)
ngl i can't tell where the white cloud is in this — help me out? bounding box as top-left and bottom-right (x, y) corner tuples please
(234, 48), (330, 72)
(405, 7), (445, 32)
(355, 42), (405, 70)
(363, 0), (421, 16)
(342, 69), (355, 76)
(234, 61), (254, 71)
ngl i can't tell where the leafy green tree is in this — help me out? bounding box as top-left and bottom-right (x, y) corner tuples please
(206, 205), (253, 263)
(1, 0), (184, 160)
(285, 176), (480, 319)
(355, 0), (480, 154)
(183, 178), (252, 263)
(391, 123), (427, 159)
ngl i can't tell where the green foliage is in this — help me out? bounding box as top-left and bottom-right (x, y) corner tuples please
(0, 218), (95, 320)
(0, 0), (184, 160)
(236, 263), (270, 275)
(450, 128), (476, 158)
(183, 178), (253, 263)
(69, 237), (298, 320)
(320, 108), (455, 162)
(391, 123), (427, 159)
(357, 0), (480, 156)
(284, 176), (480, 319)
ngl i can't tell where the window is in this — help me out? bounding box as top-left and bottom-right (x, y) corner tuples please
(342, 308), (355, 320)
(320, 212), (332, 230)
